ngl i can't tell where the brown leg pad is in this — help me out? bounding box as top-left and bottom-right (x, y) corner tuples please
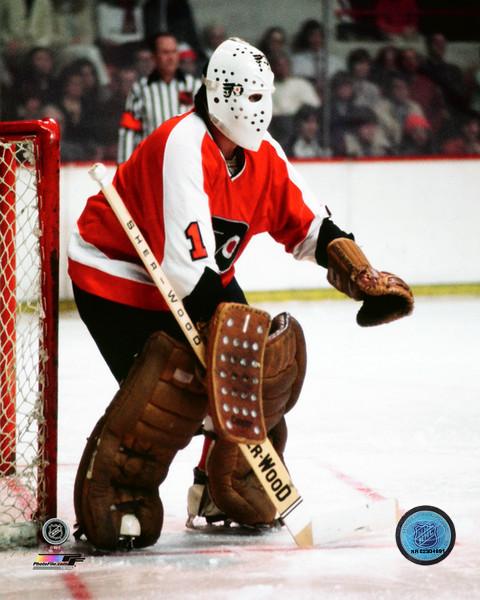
(74, 331), (208, 550)
(206, 313), (306, 526)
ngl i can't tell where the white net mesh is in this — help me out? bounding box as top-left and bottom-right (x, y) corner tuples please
(0, 138), (47, 547)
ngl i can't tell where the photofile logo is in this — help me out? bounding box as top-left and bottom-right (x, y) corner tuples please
(33, 553), (85, 570)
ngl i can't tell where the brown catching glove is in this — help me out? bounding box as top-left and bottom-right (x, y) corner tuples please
(327, 238), (414, 327)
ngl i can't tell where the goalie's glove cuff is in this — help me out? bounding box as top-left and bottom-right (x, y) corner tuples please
(315, 217), (355, 268)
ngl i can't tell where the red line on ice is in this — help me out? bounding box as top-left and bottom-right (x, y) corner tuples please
(322, 464), (386, 501)
(62, 572), (93, 600)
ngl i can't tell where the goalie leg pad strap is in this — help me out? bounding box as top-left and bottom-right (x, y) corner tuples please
(74, 331), (208, 550)
(206, 314), (306, 526)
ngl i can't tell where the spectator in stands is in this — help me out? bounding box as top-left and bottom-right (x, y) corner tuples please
(96, 0), (145, 67)
(52, 0), (110, 88)
(329, 71), (357, 150)
(285, 105), (326, 158)
(398, 113), (434, 155)
(375, 73), (426, 148)
(143, 0), (204, 60)
(340, 106), (391, 157)
(202, 23), (226, 59)
(468, 48), (480, 114)
(69, 58), (109, 110)
(0, 53), (14, 119)
(97, 66), (138, 161)
(133, 45), (155, 79)
(0, 0), (27, 70)
(0, 0), (57, 71)
(375, 0), (419, 41)
(258, 26), (288, 59)
(422, 33), (467, 117)
(16, 93), (44, 120)
(398, 47), (448, 132)
(178, 43), (199, 77)
(15, 46), (56, 105)
(41, 102), (65, 129)
(291, 19), (343, 89)
(436, 122), (467, 156)
(117, 32), (200, 163)
(56, 65), (101, 161)
(335, 0), (356, 40)
(270, 52), (321, 116)
(371, 45), (400, 89)
(269, 51), (321, 149)
(460, 114), (480, 154)
(347, 48), (381, 107)
(116, 66), (138, 99)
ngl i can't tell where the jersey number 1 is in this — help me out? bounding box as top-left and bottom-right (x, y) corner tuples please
(185, 222), (208, 261)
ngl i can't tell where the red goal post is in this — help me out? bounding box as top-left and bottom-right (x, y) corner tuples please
(0, 119), (59, 547)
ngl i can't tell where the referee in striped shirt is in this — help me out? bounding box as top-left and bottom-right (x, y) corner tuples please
(117, 32), (201, 163)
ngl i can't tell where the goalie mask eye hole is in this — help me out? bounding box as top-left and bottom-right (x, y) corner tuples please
(249, 93), (262, 102)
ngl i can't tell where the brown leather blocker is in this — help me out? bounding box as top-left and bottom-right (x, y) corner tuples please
(206, 312), (306, 526)
(206, 303), (272, 444)
(74, 331), (208, 550)
(326, 238), (414, 326)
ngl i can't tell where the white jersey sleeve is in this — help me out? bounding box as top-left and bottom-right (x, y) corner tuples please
(161, 114), (219, 298)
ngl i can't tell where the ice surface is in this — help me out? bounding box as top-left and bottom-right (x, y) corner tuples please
(2, 297), (479, 599)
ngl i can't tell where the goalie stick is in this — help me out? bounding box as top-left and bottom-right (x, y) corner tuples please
(88, 163), (313, 548)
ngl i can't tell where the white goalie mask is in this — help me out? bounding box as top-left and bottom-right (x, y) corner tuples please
(204, 38), (275, 151)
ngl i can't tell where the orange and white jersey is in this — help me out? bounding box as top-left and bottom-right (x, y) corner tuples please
(68, 111), (329, 311)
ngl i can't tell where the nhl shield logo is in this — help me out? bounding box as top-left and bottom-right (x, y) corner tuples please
(413, 521), (438, 548)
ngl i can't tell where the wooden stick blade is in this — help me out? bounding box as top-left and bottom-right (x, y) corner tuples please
(240, 440), (313, 548)
(283, 506), (314, 548)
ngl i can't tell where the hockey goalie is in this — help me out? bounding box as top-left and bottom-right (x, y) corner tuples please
(68, 38), (413, 550)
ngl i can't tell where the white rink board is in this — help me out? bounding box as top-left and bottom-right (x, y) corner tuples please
(59, 159), (480, 298)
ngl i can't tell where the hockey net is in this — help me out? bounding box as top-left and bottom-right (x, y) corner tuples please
(0, 120), (59, 547)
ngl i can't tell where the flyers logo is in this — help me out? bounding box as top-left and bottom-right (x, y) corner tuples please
(223, 83), (244, 98)
(252, 54), (268, 71)
(212, 216), (249, 272)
